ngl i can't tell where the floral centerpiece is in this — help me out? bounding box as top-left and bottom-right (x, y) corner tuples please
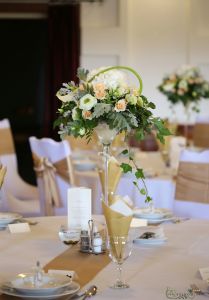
(55, 66), (170, 204)
(158, 65), (209, 112)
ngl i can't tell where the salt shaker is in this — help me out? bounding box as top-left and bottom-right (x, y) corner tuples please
(93, 232), (103, 254)
(80, 230), (90, 252)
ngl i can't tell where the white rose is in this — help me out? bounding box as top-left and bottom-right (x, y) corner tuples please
(79, 94), (97, 110)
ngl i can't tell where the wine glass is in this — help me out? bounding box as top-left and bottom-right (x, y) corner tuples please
(107, 235), (133, 289)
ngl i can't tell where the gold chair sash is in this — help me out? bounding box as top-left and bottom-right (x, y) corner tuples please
(0, 128), (15, 155)
(32, 153), (74, 215)
(175, 161), (209, 203)
(193, 124), (209, 148)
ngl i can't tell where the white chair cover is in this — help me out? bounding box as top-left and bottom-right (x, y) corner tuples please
(0, 119), (40, 215)
(174, 149), (209, 219)
(29, 137), (74, 216)
(169, 136), (186, 171)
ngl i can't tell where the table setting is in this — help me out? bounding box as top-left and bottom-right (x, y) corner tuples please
(1, 65), (209, 300)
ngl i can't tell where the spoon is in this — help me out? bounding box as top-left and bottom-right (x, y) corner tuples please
(71, 285), (98, 299)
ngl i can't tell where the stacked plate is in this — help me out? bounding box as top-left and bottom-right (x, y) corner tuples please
(1, 273), (80, 299)
(73, 160), (97, 171)
(133, 208), (173, 225)
(0, 212), (22, 229)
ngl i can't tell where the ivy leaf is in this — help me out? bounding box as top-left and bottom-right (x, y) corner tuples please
(140, 188), (146, 195)
(77, 68), (89, 81)
(145, 196), (153, 203)
(135, 168), (145, 179)
(121, 149), (128, 155)
(120, 163), (132, 173)
(148, 102), (156, 109)
(92, 103), (112, 118)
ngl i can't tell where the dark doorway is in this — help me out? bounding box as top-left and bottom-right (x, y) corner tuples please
(0, 18), (47, 184)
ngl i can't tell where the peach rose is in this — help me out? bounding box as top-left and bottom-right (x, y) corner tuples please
(114, 99), (127, 112)
(82, 110), (92, 120)
(93, 83), (106, 100)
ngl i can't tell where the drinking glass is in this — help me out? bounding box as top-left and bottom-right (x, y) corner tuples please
(107, 235), (133, 289)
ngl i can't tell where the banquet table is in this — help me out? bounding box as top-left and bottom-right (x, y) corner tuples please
(1, 216), (209, 299)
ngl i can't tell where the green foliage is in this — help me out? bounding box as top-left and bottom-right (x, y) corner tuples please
(120, 163), (132, 173)
(77, 68), (89, 81)
(92, 103), (112, 118)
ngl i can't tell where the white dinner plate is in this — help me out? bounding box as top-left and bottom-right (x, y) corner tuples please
(0, 212), (22, 225)
(133, 208), (171, 219)
(1, 281), (80, 300)
(11, 273), (73, 296)
(133, 237), (167, 245)
(74, 161), (96, 171)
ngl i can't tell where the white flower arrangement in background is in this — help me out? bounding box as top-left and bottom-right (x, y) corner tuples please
(158, 65), (209, 111)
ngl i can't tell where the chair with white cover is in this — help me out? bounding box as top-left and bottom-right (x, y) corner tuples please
(174, 149), (209, 219)
(29, 137), (75, 216)
(0, 118), (40, 216)
(193, 115), (209, 148)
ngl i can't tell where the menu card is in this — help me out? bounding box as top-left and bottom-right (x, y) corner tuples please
(67, 187), (91, 230)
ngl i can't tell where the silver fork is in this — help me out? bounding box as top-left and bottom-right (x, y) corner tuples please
(191, 284), (209, 296)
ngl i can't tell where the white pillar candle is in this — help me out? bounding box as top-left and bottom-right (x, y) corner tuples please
(67, 187), (92, 230)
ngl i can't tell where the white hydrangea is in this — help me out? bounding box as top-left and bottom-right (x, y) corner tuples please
(88, 66), (128, 90)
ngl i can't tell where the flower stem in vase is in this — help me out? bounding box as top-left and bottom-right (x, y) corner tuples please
(95, 123), (117, 205)
(103, 143), (110, 205)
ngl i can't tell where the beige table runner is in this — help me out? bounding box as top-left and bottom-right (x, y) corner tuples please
(0, 245), (110, 299)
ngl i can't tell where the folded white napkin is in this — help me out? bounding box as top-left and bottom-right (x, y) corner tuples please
(110, 197), (133, 216)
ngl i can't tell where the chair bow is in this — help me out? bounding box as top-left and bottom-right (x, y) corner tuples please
(32, 153), (74, 215)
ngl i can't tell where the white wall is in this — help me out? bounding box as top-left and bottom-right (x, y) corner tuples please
(81, 0), (209, 123)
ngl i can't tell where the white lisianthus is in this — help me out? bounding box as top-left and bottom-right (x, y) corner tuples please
(79, 127), (86, 136)
(163, 82), (175, 92)
(72, 107), (80, 121)
(79, 94), (97, 110)
(126, 94), (137, 105)
(178, 80), (188, 90)
(114, 99), (127, 112)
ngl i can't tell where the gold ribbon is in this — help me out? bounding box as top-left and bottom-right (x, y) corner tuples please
(193, 124), (209, 148)
(175, 161), (209, 203)
(32, 153), (74, 215)
(0, 128), (15, 155)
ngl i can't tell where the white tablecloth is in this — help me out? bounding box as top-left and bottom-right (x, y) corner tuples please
(1, 216), (209, 299)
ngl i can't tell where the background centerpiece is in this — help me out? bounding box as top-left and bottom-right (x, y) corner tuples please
(158, 65), (209, 140)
